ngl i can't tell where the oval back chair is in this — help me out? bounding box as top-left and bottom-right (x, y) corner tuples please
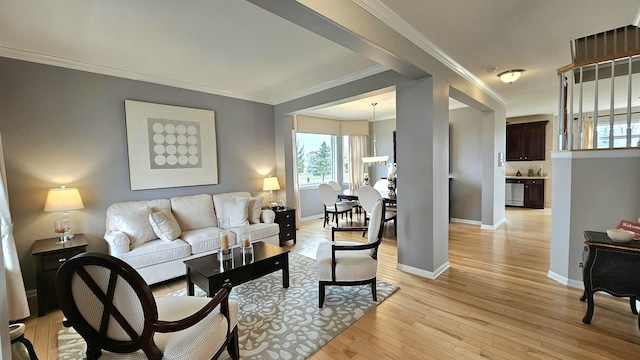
(56, 252), (239, 360)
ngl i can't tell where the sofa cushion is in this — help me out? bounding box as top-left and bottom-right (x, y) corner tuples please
(149, 208), (182, 242)
(118, 239), (191, 269)
(170, 194), (217, 231)
(247, 196), (263, 224)
(217, 197), (249, 227)
(230, 223), (279, 243)
(112, 207), (157, 249)
(181, 227), (237, 254)
(212, 192), (252, 223)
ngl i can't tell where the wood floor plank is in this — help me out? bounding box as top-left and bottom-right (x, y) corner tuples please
(25, 207), (640, 359)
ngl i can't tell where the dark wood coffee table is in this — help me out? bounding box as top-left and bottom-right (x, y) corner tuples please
(184, 241), (290, 296)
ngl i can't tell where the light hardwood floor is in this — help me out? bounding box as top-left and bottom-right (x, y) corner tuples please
(24, 207), (640, 359)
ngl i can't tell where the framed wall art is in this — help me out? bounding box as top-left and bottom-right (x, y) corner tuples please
(124, 100), (218, 190)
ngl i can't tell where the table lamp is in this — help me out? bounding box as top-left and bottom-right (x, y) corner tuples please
(262, 175), (280, 204)
(44, 185), (84, 242)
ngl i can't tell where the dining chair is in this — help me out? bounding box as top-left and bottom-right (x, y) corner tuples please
(327, 180), (342, 191)
(328, 180), (361, 218)
(316, 198), (385, 307)
(373, 179), (389, 192)
(318, 183), (354, 227)
(358, 185), (397, 235)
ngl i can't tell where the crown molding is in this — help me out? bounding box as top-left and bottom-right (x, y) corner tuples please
(0, 46), (274, 105)
(273, 64), (388, 104)
(353, 0), (509, 107)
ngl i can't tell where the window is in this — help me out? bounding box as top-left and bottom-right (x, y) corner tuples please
(297, 133), (334, 186)
(296, 133), (349, 186)
(595, 115), (640, 148)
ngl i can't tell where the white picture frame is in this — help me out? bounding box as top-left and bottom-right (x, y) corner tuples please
(124, 100), (218, 190)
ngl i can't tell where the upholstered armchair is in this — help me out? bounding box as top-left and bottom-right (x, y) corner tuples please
(316, 199), (385, 307)
(56, 252), (239, 360)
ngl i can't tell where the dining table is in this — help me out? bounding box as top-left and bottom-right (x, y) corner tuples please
(337, 188), (397, 205)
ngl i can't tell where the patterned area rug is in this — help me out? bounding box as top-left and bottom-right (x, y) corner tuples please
(57, 252), (398, 359)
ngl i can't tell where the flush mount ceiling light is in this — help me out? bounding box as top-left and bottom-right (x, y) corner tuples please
(498, 69), (525, 84)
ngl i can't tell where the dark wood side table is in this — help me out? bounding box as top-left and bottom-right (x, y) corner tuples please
(581, 231), (640, 330)
(32, 234), (88, 316)
(271, 207), (296, 244)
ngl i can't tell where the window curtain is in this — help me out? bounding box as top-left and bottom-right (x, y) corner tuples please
(0, 133), (30, 321)
(581, 117), (594, 149)
(349, 135), (368, 191)
(291, 129), (301, 229)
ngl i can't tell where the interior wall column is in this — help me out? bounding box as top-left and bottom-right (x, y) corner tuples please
(481, 110), (506, 228)
(275, 115), (295, 206)
(396, 76), (450, 278)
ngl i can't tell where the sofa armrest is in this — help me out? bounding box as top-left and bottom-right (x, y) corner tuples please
(104, 231), (131, 256)
(260, 209), (275, 224)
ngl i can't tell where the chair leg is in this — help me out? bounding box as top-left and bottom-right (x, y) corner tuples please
(226, 326), (240, 360)
(323, 209), (327, 228)
(11, 336), (39, 360)
(371, 278), (377, 302)
(319, 282), (326, 308)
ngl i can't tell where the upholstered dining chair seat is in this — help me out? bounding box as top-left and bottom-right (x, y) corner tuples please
(326, 203), (355, 213)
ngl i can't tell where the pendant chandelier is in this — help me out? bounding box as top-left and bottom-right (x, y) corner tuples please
(361, 102), (389, 166)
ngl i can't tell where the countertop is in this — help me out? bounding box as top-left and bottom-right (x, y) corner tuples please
(506, 175), (548, 180)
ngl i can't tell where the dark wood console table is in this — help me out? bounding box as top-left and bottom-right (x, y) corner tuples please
(581, 231), (640, 331)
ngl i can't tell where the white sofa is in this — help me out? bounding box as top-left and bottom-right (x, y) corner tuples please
(104, 191), (280, 284)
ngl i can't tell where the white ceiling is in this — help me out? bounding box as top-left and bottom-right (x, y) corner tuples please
(1, 0), (639, 120)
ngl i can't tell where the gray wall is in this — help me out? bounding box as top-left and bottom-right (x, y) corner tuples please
(0, 57), (276, 290)
(449, 107), (483, 222)
(549, 150), (640, 285)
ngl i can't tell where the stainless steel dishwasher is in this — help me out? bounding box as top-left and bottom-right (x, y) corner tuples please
(505, 179), (524, 207)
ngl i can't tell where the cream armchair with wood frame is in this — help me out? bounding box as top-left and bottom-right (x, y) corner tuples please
(56, 252), (239, 360)
(316, 198), (385, 308)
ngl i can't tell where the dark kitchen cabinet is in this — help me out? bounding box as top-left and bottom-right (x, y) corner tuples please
(524, 179), (544, 209)
(506, 121), (548, 161)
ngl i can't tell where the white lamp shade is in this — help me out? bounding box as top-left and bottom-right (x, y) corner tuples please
(44, 187), (84, 212)
(262, 177), (281, 191)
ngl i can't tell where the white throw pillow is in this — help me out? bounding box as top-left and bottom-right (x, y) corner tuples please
(246, 196), (263, 224)
(220, 197), (250, 227)
(112, 207), (156, 249)
(149, 208), (182, 242)
(170, 194), (217, 231)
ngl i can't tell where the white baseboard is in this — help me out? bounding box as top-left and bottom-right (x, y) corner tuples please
(397, 261), (450, 280)
(301, 214), (324, 222)
(547, 270), (584, 289)
(450, 217), (506, 230)
(480, 217), (506, 230)
(449, 218), (481, 225)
